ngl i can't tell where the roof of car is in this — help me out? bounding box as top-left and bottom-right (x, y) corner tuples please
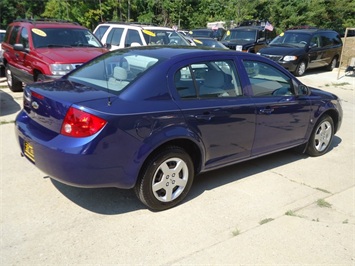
(117, 46), (246, 60)
(10, 19), (84, 28)
(97, 22), (174, 30)
(285, 28), (337, 34)
(229, 26), (264, 31)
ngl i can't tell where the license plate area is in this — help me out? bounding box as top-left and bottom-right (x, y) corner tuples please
(24, 141), (35, 162)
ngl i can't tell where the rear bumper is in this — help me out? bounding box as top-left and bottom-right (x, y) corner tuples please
(15, 110), (138, 189)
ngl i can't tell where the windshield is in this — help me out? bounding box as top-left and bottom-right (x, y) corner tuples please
(143, 30), (190, 46)
(222, 30), (257, 41)
(194, 38), (227, 49)
(32, 28), (103, 48)
(68, 50), (160, 94)
(270, 32), (311, 48)
(0, 32), (5, 42)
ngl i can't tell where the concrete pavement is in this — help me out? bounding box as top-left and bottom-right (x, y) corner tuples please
(1, 69), (354, 265)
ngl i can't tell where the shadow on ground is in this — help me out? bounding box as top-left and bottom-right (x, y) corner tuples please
(50, 136), (341, 215)
(0, 90), (21, 117)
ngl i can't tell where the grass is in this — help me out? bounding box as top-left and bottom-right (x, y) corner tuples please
(316, 188), (331, 194)
(259, 218), (274, 225)
(316, 198), (332, 208)
(285, 210), (297, 216)
(325, 82), (350, 87)
(0, 120), (15, 125)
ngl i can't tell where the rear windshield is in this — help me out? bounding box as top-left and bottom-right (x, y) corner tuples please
(32, 28), (102, 48)
(68, 50), (160, 94)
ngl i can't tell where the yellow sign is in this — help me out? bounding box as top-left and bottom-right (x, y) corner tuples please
(280, 32), (284, 36)
(32, 28), (47, 37)
(142, 30), (156, 37)
(226, 30), (230, 36)
(193, 39), (203, 44)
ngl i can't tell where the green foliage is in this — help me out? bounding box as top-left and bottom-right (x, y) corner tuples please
(0, 0), (354, 32)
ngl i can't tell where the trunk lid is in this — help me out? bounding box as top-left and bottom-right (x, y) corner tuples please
(23, 79), (113, 133)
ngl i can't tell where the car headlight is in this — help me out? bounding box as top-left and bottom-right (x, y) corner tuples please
(50, 64), (75, 76)
(283, 55), (298, 61)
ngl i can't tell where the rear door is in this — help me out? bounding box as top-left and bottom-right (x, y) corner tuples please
(171, 58), (256, 170)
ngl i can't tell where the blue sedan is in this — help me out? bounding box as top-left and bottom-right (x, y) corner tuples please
(15, 47), (343, 210)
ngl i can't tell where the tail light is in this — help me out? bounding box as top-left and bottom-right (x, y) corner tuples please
(61, 107), (107, 137)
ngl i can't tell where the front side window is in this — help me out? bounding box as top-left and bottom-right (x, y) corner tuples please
(243, 60), (294, 97)
(94, 25), (109, 40)
(126, 29), (142, 46)
(107, 28), (124, 46)
(175, 60), (242, 99)
(19, 28), (29, 48)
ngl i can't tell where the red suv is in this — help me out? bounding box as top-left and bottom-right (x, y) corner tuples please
(2, 19), (107, 92)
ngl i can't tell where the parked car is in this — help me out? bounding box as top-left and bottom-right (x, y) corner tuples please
(93, 22), (190, 50)
(192, 37), (228, 49)
(0, 29), (6, 68)
(221, 26), (276, 53)
(15, 47), (343, 211)
(257, 28), (343, 76)
(2, 19), (107, 92)
(188, 28), (226, 41)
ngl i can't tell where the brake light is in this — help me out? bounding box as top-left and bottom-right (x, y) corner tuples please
(61, 107), (107, 137)
(31, 91), (44, 100)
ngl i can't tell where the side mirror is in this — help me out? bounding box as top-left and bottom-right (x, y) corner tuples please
(104, 43), (112, 50)
(293, 80), (310, 96)
(13, 43), (25, 52)
(297, 84), (310, 96)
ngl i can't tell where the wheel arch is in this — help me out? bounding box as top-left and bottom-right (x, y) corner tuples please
(137, 138), (203, 185)
(322, 109), (340, 134)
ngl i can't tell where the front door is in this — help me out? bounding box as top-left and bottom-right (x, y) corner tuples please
(241, 59), (312, 156)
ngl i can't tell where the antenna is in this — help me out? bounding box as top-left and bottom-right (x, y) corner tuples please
(103, 56), (112, 106)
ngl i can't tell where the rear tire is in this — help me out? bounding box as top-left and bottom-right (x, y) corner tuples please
(326, 57), (337, 71)
(306, 115), (334, 157)
(5, 65), (23, 92)
(134, 146), (194, 211)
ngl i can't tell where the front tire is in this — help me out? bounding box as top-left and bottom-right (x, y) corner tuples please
(294, 61), (306, 76)
(134, 146), (194, 211)
(306, 115), (334, 157)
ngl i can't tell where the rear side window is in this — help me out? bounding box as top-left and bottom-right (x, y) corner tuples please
(322, 32), (342, 46)
(175, 60), (242, 99)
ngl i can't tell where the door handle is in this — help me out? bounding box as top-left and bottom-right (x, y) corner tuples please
(259, 107), (274, 114)
(194, 113), (214, 121)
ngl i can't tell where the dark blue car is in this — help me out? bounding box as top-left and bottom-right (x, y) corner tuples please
(15, 46), (343, 210)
